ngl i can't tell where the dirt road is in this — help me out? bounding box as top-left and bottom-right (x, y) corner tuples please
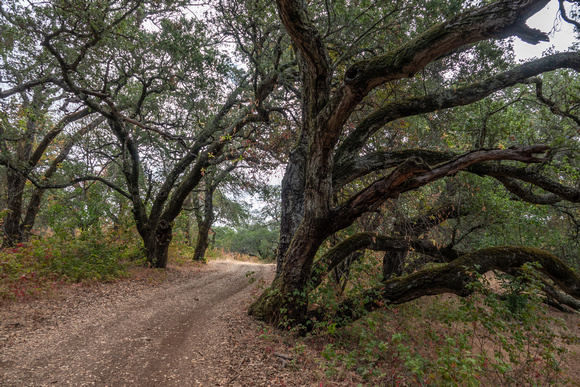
(0, 260), (280, 386)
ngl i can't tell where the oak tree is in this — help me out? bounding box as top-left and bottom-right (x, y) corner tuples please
(248, 0), (580, 327)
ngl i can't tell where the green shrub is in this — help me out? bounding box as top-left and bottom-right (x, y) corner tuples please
(0, 228), (143, 300)
(308, 264), (572, 386)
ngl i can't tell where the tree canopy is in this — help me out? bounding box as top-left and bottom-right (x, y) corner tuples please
(1, 0), (580, 329)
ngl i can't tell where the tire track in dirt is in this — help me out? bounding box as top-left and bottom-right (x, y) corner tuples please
(0, 260), (273, 386)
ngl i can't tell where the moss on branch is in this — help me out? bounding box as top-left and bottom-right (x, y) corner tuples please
(316, 246), (580, 325)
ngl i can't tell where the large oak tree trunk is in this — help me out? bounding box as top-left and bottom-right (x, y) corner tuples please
(249, 219), (329, 326)
(2, 170), (27, 246)
(144, 220), (173, 268)
(275, 52), (310, 276)
(276, 143), (306, 275)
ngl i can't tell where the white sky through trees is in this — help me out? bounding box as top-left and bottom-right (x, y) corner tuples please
(514, 0), (577, 59)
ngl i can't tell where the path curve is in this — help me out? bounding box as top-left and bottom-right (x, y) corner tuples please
(0, 260), (274, 386)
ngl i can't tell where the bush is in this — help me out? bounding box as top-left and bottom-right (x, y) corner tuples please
(307, 264), (573, 386)
(0, 228), (144, 300)
(213, 224), (278, 262)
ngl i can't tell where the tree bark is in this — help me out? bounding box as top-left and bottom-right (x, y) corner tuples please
(276, 138), (306, 275)
(192, 188), (215, 262)
(276, 52), (310, 276)
(320, 246), (580, 325)
(146, 219), (173, 268)
(2, 170), (28, 246)
(249, 219), (328, 326)
(2, 91), (39, 246)
(251, 0), (557, 328)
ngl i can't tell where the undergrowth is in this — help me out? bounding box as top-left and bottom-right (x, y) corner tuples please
(0, 228), (265, 302)
(284, 262), (578, 386)
(0, 228), (144, 300)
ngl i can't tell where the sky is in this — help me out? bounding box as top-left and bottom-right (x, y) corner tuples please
(513, 0), (577, 60)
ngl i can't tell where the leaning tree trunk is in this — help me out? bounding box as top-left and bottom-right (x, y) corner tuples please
(192, 188), (215, 262)
(2, 170), (28, 247)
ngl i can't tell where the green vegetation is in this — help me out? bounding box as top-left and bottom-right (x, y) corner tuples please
(254, 261), (576, 385)
(1, 0), (580, 383)
(0, 228), (143, 300)
(213, 224), (278, 262)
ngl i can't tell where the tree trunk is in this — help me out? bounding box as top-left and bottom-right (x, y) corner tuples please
(192, 185), (215, 262)
(193, 221), (211, 262)
(145, 220), (173, 268)
(276, 146), (306, 275)
(184, 215), (192, 246)
(2, 102), (36, 246)
(19, 187), (47, 242)
(249, 219), (328, 327)
(2, 170), (27, 247)
(275, 53), (309, 276)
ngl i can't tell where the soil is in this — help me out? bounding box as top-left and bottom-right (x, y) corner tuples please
(0, 260), (311, 386)
(2, 259), (580, 386)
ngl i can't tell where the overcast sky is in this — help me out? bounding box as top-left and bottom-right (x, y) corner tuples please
(513, 0), (577, 60)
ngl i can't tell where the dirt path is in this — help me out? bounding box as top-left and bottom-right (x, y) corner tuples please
(0, 260), (288, 386)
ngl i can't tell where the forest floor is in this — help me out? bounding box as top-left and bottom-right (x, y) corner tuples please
(1, 258), (580, 386)
(0, 259), (319, 386)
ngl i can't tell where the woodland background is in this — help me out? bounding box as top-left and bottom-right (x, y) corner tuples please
(2, 0), (580, 384)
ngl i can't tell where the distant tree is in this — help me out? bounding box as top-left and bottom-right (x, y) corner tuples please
(0, 0), (290, 267)
(0, 81), (102, 245)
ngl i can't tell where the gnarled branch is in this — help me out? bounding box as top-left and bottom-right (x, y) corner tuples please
(335, 52), (580, 166)
(468, 164), (580, 203)
(332, 146), (550, 232)
(320, 246), (580, 324)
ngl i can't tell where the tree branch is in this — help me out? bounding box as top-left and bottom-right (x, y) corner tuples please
(332, 146), (550, 231)
(467, 163), (580, 203)
(310, 232), (460, 289)
(324, 0), (551, 142)
(333, 149), (455, 190)
(321, 246), (580, 324)
(0, 78), (58, 99)
(336, 52), (580, 163)
(559, 0), (580, 30)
